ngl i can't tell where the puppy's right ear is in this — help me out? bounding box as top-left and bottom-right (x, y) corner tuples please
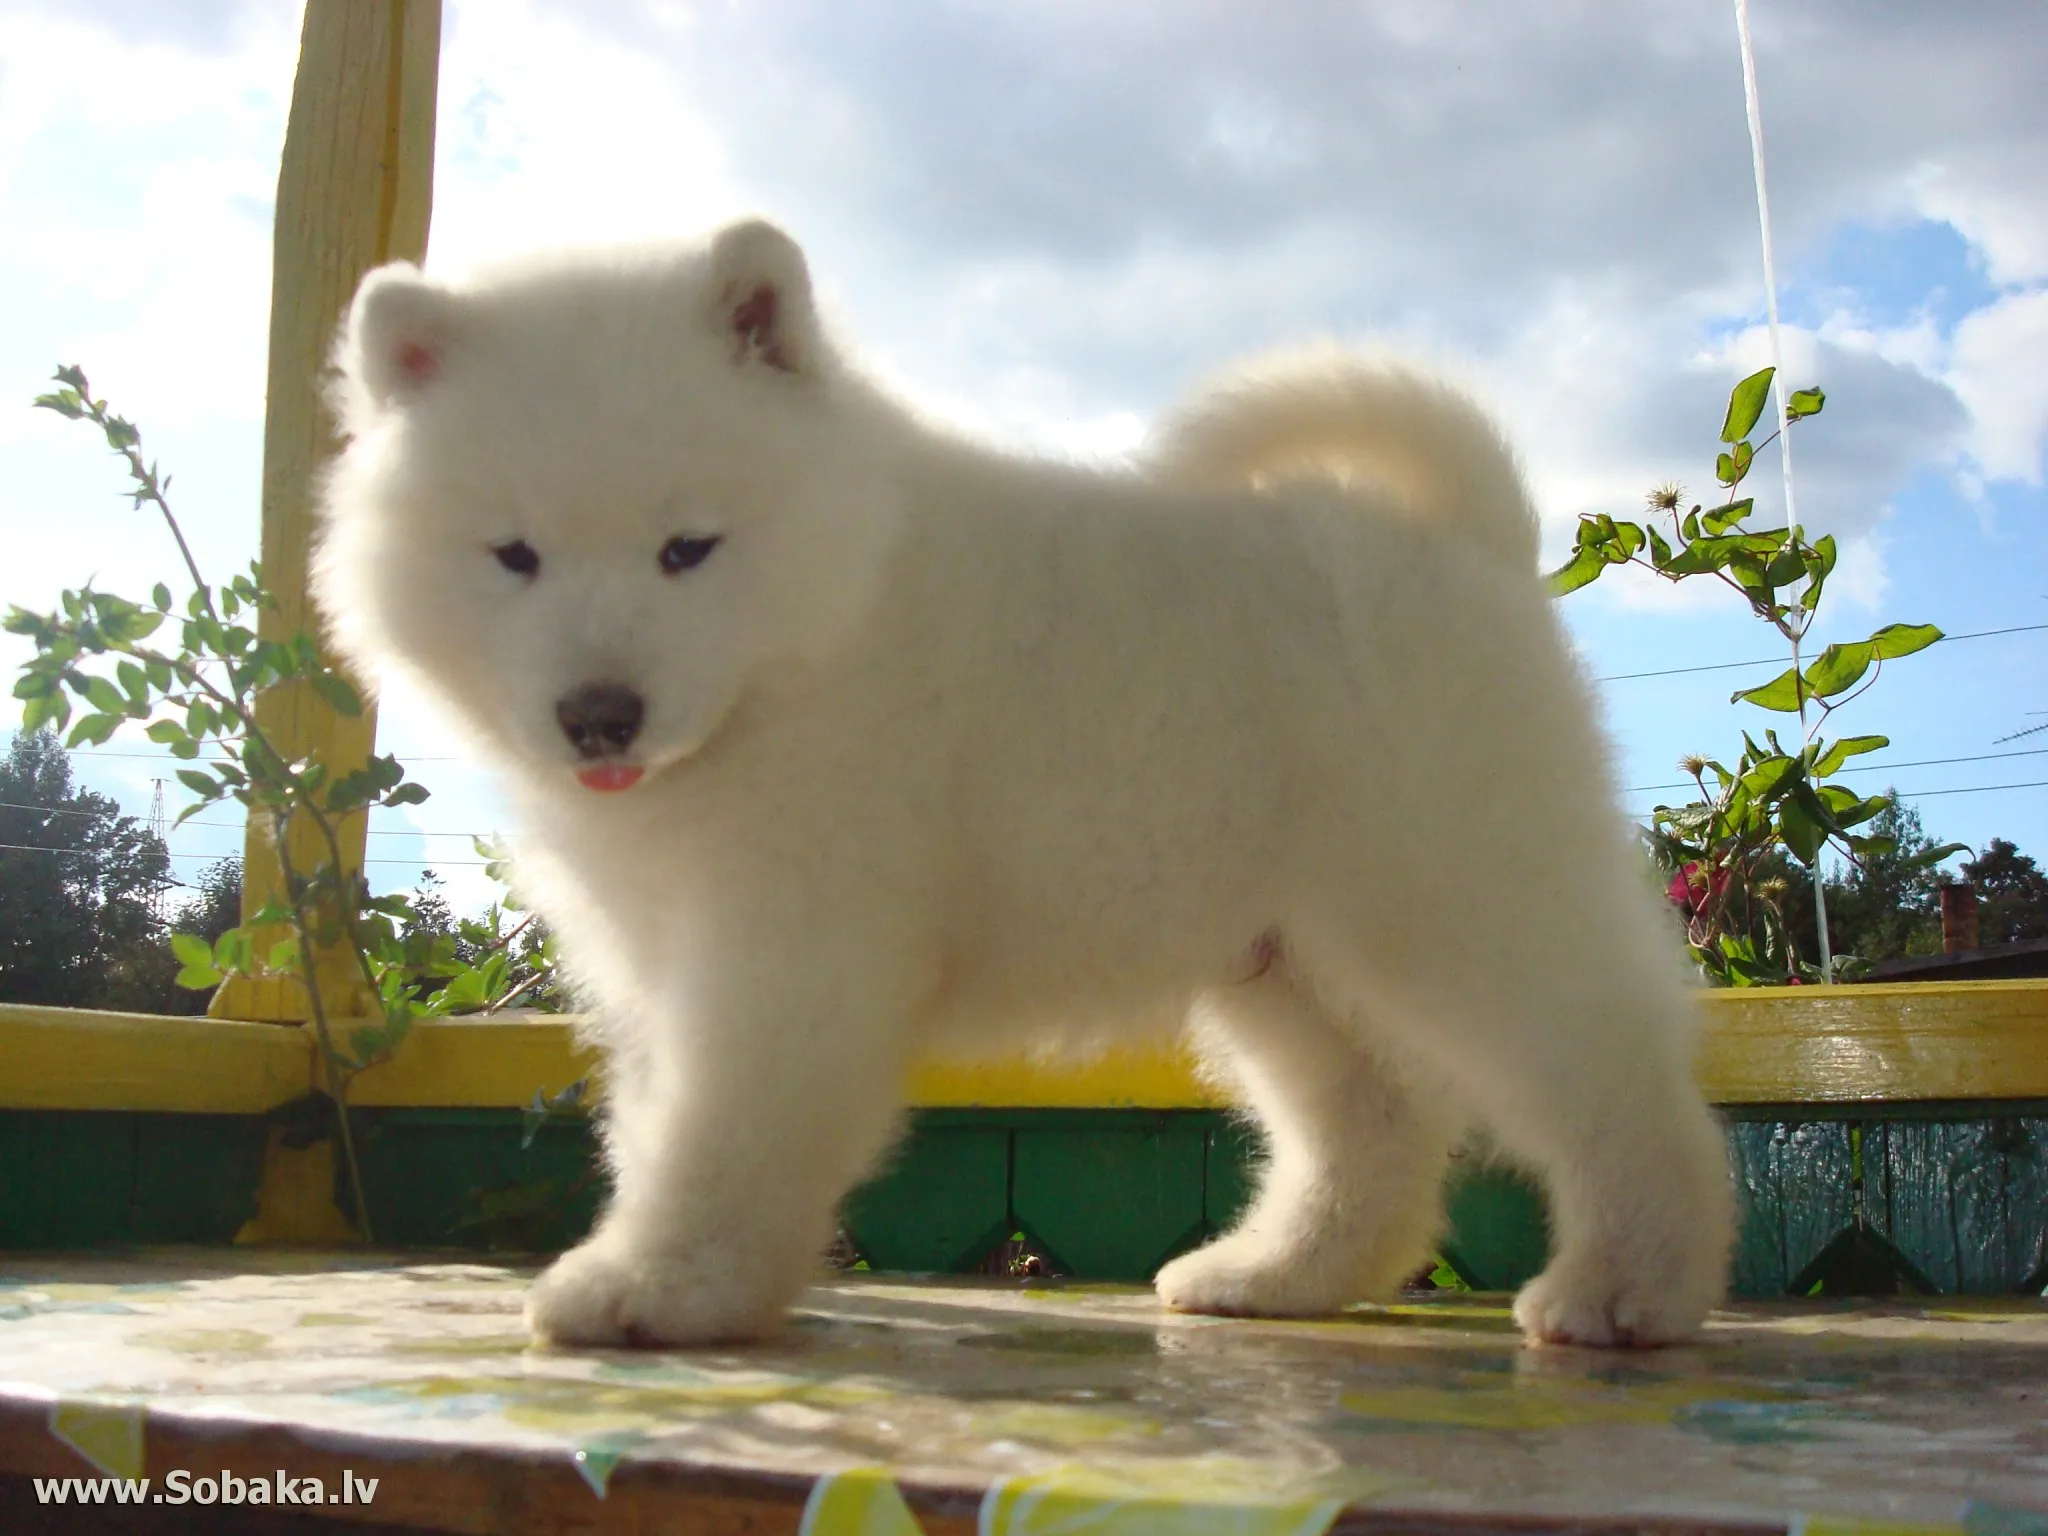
(343, 263), (457, 408)
(706, 218), (819, 376)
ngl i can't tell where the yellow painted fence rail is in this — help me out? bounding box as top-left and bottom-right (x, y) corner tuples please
(5, 980), (2047, 1115)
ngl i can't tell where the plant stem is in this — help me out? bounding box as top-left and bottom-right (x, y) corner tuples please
(275, 820), (376, 1243)
(1790, 627), (1836, 982)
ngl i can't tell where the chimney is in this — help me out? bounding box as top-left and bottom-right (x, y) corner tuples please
(1938, 882), (1979, 956)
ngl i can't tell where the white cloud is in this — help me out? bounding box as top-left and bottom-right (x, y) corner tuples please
(1911, 154), (2048, 288)
(426, 0), (739, 274)
(1947, 287), (2048, 487)
(6, 0), (2047, 895)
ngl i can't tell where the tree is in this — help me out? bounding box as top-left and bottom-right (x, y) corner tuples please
(0, 729), (173, 1008)
(154, 857), (243, 1015)
(1819, 795), (1954, 966)
(1962, 838), (2048, 948)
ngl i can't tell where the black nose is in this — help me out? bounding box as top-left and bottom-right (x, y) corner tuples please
(555, 682), (644, 759)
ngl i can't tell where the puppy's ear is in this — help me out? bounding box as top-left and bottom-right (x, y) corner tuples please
(707, 218), (818, 376)
(344, 263), (458, 408)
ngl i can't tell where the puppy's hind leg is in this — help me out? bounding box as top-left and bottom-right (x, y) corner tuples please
(1155, 966), (1456, 1318)
(1306, 904), (1736, 1348)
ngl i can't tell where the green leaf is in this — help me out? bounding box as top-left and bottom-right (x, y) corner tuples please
(312, 670), (364, 717)
(1867, 622), (1943, 661)
(1730, 667), (1804, 713)
(214, 928), (254, 975)
(1764, 545), (1807, 589)
(144, 719), (188, 746)
(1811, 734), (1886, 777)
(1802, 640), (1875, 699)
(1821, 790), (1890, 831)
(176, 767), (221, 799)
(1701, 499), (1753, 536)
(1737, 753), (1802, 804)
(381, 782), (429, 808)
(151, 582), (173, 611)
(1714, 439), (1756, 488)
(170, 933), (215, 968)
(82, 675), (126, 714)
(65, 712), (122, 748)
(348, 1026), (386, 1067)
(1778, 792), (1825, 864)
(1787, 386), (1825, 420)
(1722, 367), (1775, 443)
(1545, 547), (1607, 597)
(266, 937), (301, 974)
(1902, 840), (1970, 872)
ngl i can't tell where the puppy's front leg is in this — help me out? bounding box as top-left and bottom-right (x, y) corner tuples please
(527, 942), (920, 1348)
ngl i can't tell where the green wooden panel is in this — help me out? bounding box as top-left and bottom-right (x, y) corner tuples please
(1881, 1118), (2048, 1294)
(1440, 1163), (1549, 1292)
(1203, 1118), (1260, 1235)
(1776, 1122), (1856, 1293)
(2012, 1119), (2048, 1291)
(353, 1109), (603, 1251)
(130, 1114), (267, 1245)
(1013, 1116), (1207, 1280)
(1729, 1120), (1789, 1297)
(844, 1122), (1012, 1273)
(0, 1110), (135, 1248)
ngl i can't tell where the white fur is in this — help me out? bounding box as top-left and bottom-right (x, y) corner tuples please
(315, 218), (1734, 1350)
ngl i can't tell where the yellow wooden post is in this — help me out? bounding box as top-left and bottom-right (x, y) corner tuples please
(212, 0), (442, 1022)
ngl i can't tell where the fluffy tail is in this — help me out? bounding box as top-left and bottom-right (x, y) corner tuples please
(1147, 350), (1539, 570)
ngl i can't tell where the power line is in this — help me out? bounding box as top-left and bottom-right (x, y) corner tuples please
(1628, 777), (2047, 814)
(64, 748), (462, 762)
(0, 841), (484, 868)
(1894, 779), (2048, 800)
(1623, 746), (2048, 795)
(0, 801), (492, 840)
(1592, 621), (2048, 685)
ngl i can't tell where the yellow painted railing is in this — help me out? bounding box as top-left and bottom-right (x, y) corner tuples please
(7, 981), (2047, 1116)
(211, 0), (441, 1024)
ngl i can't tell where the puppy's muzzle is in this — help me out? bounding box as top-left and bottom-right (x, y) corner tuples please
(556, 682), (645, 759)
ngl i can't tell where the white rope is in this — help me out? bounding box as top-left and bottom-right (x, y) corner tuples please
(1734, 0), (1835, 980)
(1733, 0), (1801, 560)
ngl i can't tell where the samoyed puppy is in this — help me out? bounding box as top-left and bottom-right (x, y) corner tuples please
(315, 218), (1733, 1349)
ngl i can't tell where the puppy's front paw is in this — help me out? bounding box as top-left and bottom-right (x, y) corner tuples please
(1155, 1234), (1350, 1318)
(1511, 1261), (1716, 1349)
(526, 1240), (789, 1347)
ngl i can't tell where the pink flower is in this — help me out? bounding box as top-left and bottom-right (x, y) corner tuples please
(1667, 861), (1727, 917)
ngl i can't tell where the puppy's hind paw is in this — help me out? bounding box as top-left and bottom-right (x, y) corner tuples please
(1510, 1263), (1716, 1349)
(526, 1240), (787, 1348)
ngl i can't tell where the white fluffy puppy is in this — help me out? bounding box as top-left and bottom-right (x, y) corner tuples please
(315, 218), (1734, 1350)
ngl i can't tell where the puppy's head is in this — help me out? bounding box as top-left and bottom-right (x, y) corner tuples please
(315, 219), (895, 793)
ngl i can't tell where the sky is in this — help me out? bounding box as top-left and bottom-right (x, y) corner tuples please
(1, 0), (2043, 918)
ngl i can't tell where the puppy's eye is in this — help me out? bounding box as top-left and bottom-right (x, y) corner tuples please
(491, 540), (540, 578)
(659, 534), (722, 575)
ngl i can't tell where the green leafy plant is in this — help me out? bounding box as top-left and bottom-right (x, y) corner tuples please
(8, 366), (561, 1234)
(1549, 367), (1960, 984)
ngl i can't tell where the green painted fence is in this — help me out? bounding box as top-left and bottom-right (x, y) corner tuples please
(7, 1102), (2043, 1298)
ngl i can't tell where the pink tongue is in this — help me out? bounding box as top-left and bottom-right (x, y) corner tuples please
(576, 764), (645, 793)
